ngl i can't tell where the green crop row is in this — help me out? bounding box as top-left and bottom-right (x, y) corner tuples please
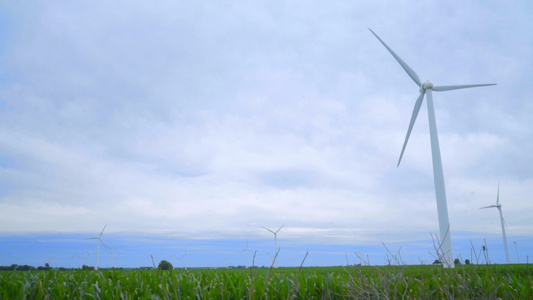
(0, 264), (531, 299)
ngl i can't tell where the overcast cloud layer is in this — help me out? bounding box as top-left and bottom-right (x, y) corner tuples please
(1, 1), (532, 266)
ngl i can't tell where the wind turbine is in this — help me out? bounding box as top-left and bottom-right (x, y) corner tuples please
(181, 248), (191, 270)
(85, 224), (108, 270)
(480, 184), (510, 263)
(169, 249), (179, 267)
(71, 252), (84, 269)
(513, 241), (519, 263)
(240, 240), (252, 268)
(85, 251), (90, 267)
(109, 246), (118, 268)
(262, 224), (284, 268)
(369, 28), (496, 268)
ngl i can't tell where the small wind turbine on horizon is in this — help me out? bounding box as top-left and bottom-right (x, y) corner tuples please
(109, 246), (118, 268)
(514, 241), (519, 263)
(181, 248), (191, 270)
(262, 224), (284, 268)
(71, 252), (83, 269)
(85, 251), (90, 267)
(480, 184), (510, 264)
(369, 28), (496, 268)
(169, 249), (179, 267)
(240, 240), (252, 268)
(84, 224), (108, 270)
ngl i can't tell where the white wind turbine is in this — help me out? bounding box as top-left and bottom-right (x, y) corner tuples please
(480, 184), (510, 264)
(109, 246), (118, 268)
(85, 224), (108, 270)
(169, 249), (179, 267)
(369, 28), (496, 268)
(513, 241), (519, 263)
(181, 248), (191, 270)
(240, 240), (252, 268)
(262, 224), (284, 268)
(71, 252), (84, 269)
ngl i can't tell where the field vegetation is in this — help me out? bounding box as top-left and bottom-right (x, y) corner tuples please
(0, 263), (531, 299)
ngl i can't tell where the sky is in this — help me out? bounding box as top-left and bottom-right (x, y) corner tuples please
(1, 1), (532, 268)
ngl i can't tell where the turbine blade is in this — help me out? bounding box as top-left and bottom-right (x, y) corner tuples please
(397, 92), (425, 167)
(275, 224), (285, 233)
(99, 238), (109, 249)
(497, 183), (500, 204)
(480, 205), (497, 209)
(100, 224), (107, 237)
(432, 83), (496, 92)
(368, 28), (421, 87)
(262, 227), (275, 234)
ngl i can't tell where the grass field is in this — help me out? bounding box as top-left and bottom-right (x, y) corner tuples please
(1, 264), (531, 299)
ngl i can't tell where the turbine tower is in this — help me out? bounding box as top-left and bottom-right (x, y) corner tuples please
(480, 184), (510, 264)
(85, 224), (108, 270)
(262, 224), (284, 268)
(369, 28), (496, 268)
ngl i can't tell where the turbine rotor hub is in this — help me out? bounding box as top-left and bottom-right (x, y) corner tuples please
(420, 80), (433, 92)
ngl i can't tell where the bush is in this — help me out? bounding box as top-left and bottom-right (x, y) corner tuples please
(158, 260), (173, 270)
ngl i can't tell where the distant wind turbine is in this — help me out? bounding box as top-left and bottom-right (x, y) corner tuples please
(240, 240), (252, 268)
(71, 252), (83, 269)
(480, 184), (510, 264)
(369, 28), (496, 268)
(109, 247), (118, 268)
(181, 248), (191, 270)
(262, 224), (284, 268)
(169, 249), (179, 267)
(85, 224), (108, 270)
(85, 251), (90, 267)
(514, 241), (519, 263)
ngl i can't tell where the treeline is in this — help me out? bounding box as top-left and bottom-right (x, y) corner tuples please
(0, 264), (51, 271)
(0, 264), (101, 271)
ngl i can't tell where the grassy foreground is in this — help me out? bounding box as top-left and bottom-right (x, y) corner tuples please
(1, 264), (531, 299)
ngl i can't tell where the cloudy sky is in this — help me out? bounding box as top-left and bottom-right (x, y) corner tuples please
(1, 1), (532, 268)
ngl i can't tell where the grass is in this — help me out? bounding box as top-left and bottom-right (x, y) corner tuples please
(0, 264), (531, 299)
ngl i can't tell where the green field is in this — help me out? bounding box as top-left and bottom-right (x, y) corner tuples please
(1, 264), (531, 299)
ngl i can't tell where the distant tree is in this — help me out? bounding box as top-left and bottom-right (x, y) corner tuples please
(454, 258), (461, 265)
(37, 263), (51, 270)
(158, 260), (173, 270)
(82, 265), (95, 271)
(432, 259), (442, 265)
(465, 259), (471, 265)
(16, 265), (35, 271)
